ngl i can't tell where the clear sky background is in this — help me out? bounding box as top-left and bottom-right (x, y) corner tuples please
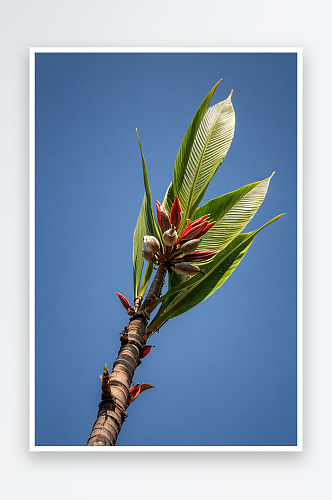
(34, 51), (297, 447)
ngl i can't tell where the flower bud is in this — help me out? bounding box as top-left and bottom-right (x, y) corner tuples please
(179, 238), (201, 255)
(144, 235), (160, 253)
(178, 216), (215, 243)
(142, 249), (158, 264)
(173, 263), (203, 276)
(181, 250), (217, 262)
(156, 201), (170, 232)
(170, 196), (182, 230)
(178, 221), (208, 243)
(162, 224), (178, 247)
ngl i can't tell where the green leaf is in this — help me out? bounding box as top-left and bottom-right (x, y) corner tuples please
(146, 214), (284, 335)
(166, 174), (274, 292)
(133, 131), (160, 298)
(194, 173), (275, 252)
(167, 88), (235, 232)
(163, 84), (235, 293)
(138, 262), (154, 299)
(163, 80), (222, 213)
(163, 181), (175, 213)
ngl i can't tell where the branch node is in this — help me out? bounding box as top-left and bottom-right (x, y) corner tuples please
(129, 310), (149, 326)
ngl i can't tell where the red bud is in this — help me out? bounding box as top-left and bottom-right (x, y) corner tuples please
(183, 215), (210, 231)
(181, 250), (217, 262)
(178, 221), (208, 243)
(141, 345), (155, 358)
(170, 196), (182, 230)
(116, 292), (132, 312)
(156, 200), (162, 224)
(156, 201), (170, 232)
(196, 221), (216, 237)
(129, 383), (141, 402)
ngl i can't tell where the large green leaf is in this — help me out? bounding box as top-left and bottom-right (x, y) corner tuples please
(133, 131), (160, 298)
(169, 90), (235, 232)
(194, 173), (274, 252)
(163, 80), (222, 213)
(146, 214), (284, 335)
(138, 261), (155, 299)
(167, 174), (274, 292)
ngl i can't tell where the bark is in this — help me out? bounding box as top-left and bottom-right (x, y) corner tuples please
(87, 263), (167, 446)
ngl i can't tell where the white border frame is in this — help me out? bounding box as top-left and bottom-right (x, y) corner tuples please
(29, 47), (303, 452)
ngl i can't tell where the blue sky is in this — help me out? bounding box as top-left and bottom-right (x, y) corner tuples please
(34, 51), (297, 447)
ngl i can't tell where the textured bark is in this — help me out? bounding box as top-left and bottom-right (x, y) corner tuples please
(141, 262), (167, 313)
(87, 263), (167, 446)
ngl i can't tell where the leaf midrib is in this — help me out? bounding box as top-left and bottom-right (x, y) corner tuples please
(181, 99), (229, 230)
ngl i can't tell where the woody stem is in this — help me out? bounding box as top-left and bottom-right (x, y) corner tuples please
(87, 262), (168, 446)
(140, 262), (167, 315)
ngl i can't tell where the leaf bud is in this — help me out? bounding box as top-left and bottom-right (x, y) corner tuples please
(141, 345), (155, 359)
(143, 235), (160, 253)
(128, 383), (141, 402)
(142, 248), (158, 264)
(179, 238), (201, 255)
(116, 292), (132, 312)
(173, 263), (204, 276)
(162, 224), (178, 247)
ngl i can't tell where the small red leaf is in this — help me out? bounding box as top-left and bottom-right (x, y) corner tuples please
(129, 383), (141, 401)
(141, 345), (155, 358)
(116, 292), (133, 312)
